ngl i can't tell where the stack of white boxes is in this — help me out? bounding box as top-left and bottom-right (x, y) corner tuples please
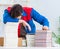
(4, 22), (18, 47)
(35, 30), (52, 47)
(26, 34), (35, 47)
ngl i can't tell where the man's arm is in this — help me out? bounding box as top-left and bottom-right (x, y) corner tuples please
(31, 8), (49, 30)
(3, 9), (19, 24)
(19, 20), (31, 31)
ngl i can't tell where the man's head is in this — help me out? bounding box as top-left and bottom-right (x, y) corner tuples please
(10, 4), (23, 19)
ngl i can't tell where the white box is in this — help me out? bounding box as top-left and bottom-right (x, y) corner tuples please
(4, 22), (19, 47)
(26, 35), (35, 47)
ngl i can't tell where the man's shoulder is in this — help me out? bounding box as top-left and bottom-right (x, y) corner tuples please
(3, 9), (10, 18)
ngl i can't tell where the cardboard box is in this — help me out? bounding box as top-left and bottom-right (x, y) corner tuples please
(18, 38), (27, 47)
(0, 37), (4, 46)
(18, 38), (22, 47)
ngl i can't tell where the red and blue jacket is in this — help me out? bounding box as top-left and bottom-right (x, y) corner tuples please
(3, 7), (49, 35)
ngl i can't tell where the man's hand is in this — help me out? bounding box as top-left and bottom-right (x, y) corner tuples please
(19, 20), (31, 31)
(42, 26), (49, 30)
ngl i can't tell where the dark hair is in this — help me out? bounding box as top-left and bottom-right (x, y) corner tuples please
(10, 4), (23, 18)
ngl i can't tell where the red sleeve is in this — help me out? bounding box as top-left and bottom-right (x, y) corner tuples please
(18, 23), (21, 37)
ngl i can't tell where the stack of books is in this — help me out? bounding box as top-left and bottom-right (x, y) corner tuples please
(35, 30), (52, 47)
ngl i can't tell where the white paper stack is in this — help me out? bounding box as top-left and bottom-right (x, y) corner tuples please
(4, 22), (18, 47)
(35, 30), (52, 47)
(22, 39), (26, 47)
(26, 34), (35, 47)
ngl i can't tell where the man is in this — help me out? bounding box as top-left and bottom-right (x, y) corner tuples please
(3, 4), (49, 36)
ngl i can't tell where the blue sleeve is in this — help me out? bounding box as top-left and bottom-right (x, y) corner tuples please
(3, 9), (19, 24)
(31, 8), (49, 27)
